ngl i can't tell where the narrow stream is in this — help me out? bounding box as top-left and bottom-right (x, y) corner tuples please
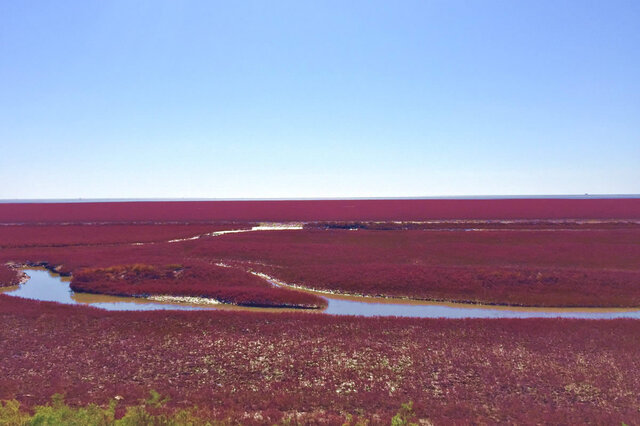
(4, 268), (640, 319)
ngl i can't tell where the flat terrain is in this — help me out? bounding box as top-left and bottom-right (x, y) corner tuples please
(1, 221), (638, 308)
(1, 199), (639, 423)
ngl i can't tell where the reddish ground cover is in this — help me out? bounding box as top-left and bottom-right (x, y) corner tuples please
(312, 220), (640, 231)
(0, 224), (246, 248)
(0, 264), (20, 287)
(2, 200), (640, 423)
(188, 227), (640, 307)
(71, 262), (325, 309)
(1, 295), (639, 424)
(1, 199), (638, 307)
(0, 233), (327, 308)
(2, 221), (639, 307)
(1, 198), (639, 224)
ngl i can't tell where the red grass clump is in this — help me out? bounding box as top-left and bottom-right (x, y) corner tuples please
(0, 264), (20, 287)
(71, 262), (326, 309)
(1, 296), (640, 424)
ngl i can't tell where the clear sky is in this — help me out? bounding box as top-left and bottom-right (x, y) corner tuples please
(1, 1), (638, 199)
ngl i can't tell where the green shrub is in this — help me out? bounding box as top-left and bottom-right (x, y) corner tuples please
(390, 401), (418, 426)
(29, 394), (115, 426)
(0, 399), (30, 425)
(0, 392), (218, 426)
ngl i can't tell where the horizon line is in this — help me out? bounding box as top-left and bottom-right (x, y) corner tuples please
(1, 194), (639, 203)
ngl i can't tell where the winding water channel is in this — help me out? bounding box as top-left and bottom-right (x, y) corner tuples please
(4, 268), (640, 319)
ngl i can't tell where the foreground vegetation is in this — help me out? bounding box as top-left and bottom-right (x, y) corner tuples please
(0, 392), (212, 426)
(2, 295), (639, 424)
(2, 393), (420, 425)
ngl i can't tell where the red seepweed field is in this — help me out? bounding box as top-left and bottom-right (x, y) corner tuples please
(2, 296), (640, 424)
(0, 264), (21, 288)
(1, 198), (640, 223)
(71, 261), (326, 309)
(1, 198), (640, 423)
(0, 223), (249, 248)
(187, 225), (640, 307)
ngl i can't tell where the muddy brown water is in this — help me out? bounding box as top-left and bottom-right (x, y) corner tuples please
(3, 268), (640, 319)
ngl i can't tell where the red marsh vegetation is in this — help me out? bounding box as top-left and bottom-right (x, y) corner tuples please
(188, 227), (640, 307)
(311, 219), (640, 230)
(1, 198), (639, 224)
(71, 261), (326, 308)
(1, 198), (638, 307)
(1, 295), (639, 424)
(2, 200), (640, 423)
(0, 223), (247, 248)
(1, 220), (639, 307)
(0, 264), (20, 287)
(0, 225), (326, 308)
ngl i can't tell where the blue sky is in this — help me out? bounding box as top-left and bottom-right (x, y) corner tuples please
(1, 1), (638, 199)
